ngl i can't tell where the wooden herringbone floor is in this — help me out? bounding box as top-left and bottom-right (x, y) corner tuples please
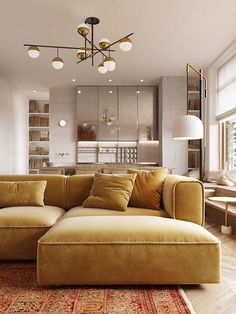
(184, 219), (236, 314)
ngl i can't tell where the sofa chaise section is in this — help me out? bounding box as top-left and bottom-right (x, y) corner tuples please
(37, 174), (220, 285)
(0, 175), (66, 260)
(37, 215), (220, 285)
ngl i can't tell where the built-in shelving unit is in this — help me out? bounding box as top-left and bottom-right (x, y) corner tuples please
(29, 100), (50, 173)
(187, 76), (201, 174)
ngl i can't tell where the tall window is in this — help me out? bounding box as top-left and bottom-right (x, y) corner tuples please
(217, 54), (236, 117)
(218, 54), (236, 169)
(221, 117), (236, 170)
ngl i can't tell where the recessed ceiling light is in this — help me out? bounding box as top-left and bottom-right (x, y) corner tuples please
(32, 89), (37, 93)
(109, 90), (113, 94)
(72, 78), (76, 82)
(108, 78), (112, 82)
(137, 90), (140, 94)
(140, 79), (144, 82)
(77, 90), (81, 94)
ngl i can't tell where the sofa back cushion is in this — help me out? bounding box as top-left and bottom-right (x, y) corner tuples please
(0, 181), (47, 207)
(128, 168), (168, 209)
(82, 173), (137, 211)
(0, 175), (66, 209)
(66, 175), (94, 209)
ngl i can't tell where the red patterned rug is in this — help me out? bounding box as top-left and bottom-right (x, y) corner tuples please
(0, 263), (195, 314)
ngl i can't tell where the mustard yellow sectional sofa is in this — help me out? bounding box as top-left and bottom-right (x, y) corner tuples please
(0, 174), (221, 285)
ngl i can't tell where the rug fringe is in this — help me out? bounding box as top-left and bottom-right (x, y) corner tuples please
(178, 286), (196, 314)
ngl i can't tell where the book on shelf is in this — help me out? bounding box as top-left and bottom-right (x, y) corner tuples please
(43, 103), (49, 113)
(188, 99), (200, 110)
(29, 116), (49, 127)
(29, 130), (49, 141)
(29, 144), (49, 156)
(29, 100), (40, 113)
(188, 151), (199, 168)
(188, 140), (200, 149)
(29, 158), (49, 169)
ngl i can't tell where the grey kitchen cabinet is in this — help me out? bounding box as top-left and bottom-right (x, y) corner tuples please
(118, 86), (138, 141)
(98, 86), (118, 141)
(77, 86), (98, 141)
(76, 86), (157, 142)
(138, 86), (157, 141)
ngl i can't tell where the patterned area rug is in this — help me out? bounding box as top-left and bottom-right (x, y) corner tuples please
(0, 263), (195, 314)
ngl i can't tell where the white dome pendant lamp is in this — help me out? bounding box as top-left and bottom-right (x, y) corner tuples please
(172, 114), (203, 140)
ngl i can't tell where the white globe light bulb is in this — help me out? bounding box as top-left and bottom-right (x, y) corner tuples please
(104, 57), (116, 72)
(28, 46), (40, 58)
(98, 62), (108, 74)
(52, 57), (64, 70)
(119, 37), (132, 52)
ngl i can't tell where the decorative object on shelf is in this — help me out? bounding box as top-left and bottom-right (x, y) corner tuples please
(24, 17), (133, 73)
(100, 109), (114, 126)
(77, 122), (96, 141)
(58, 119), (67, 127)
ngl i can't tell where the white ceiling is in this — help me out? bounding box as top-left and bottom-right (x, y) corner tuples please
(0, 0), (236, 99)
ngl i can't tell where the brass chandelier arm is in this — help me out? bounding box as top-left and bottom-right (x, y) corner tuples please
(76, 50), (100, 64)
(82, 35), (108, 59)
(23, 43), (115, 52)
(76, 32), (134, 65)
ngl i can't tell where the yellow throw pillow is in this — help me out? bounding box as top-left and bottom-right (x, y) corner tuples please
(82, 173), (137, 211)
(128, 168), (168, 209)
(0, 181), (47, 207)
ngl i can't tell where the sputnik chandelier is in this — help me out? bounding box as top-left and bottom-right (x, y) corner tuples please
(24, 17), (133, 74)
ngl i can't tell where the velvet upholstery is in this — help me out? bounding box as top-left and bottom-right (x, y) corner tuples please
(162, 175), (205, 225)
(0, 181), (47, 207)
(0, 172), (218, 286)
(0, 175), (67, 209)
(83, 173), (137, 211)
(37, 216), (220, 285)
(128, 168), (168, 209)
(66, 175), (94, 209)
(63, 206), (169, 218)
(0, 206), (65, 260)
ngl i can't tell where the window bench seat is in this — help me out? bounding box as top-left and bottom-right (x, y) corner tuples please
(204, 183), (236, 234)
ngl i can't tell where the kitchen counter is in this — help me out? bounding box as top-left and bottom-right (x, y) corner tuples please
(39, 163), (174, 175)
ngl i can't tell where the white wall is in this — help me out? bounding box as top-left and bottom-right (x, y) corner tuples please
(159, 77), (188, 175)
(0, 77), (28, 174)
(49, 87), (76, 164)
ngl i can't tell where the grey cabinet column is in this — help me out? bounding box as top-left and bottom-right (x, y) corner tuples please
(98, 86), (118, 141)
(118, 86), (138, 141)
(77, 86), (98, 141)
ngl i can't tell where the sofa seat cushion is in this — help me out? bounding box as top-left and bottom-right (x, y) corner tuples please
(63, 206), (169, 218)
(0, 206), (65, 260)
(38, 216), (220, 285)
(0, 206), (65, 227)
(38, 216), (218, 244)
